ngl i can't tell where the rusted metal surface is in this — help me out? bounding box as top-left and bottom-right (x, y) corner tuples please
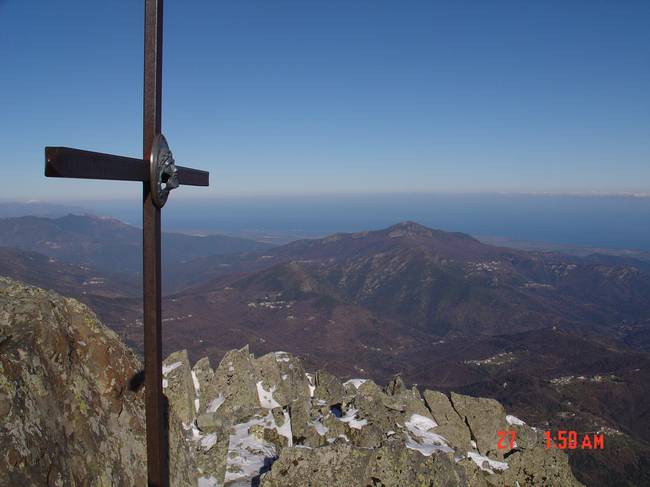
(44, 146), (209, 186)
(142, 0), (167, 484)
(45, 147), (148, 181)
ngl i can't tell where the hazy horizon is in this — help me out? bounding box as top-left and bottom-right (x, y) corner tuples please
(3, 192), (650, 251)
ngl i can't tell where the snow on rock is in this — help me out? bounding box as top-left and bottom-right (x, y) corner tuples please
(467, 451), (509, 474)
(506, 414), (525, 426)
(276, 411), (293, 447)
(404, 413), (453, 456)
(197, 476), (221, 487)
(256, 381), (281, 409)
(305, 373), (316, 397)
(192, 370), (201, 412)
(339, 407), (368, 430)
(207, 393), (225, 413)
(162, 361), (182, 376)
(310, 419), (328, 436)
(274, 351), (291, 363)
(224, 415), (278, 485)
(153, 347), (579, 486)
(200, 433), (218, 452)
(183, 420), (203, 442)
(343, 379), (368, 389)
(192, 370), (200, 392)
(405, 413), (438, 431)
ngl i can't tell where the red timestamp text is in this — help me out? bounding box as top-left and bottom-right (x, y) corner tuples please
(544, 431), (604, 450)
(497, 430), (516, 450)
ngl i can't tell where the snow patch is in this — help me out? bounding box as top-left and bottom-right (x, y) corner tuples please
(197, 476), (220, 487)
(207, 393), (225, 413)
(256, 381), (281, 409)
(276, 411), (293, 447)
(310, 419), (329, 436)
(467, 452), (509, 474)
(339, 408), (368, 430)
(344, 379), (367, 389)
(191, 370), (200, 392)
(405, 413), (438, 430)
(305, 373), (316, 397)
(200, 433), (218, 451)
(191, 370), (201, 412)
(275, 351), (291, 362)
(162, 361), (182, 376)
(183, 420), (203, 442)
(224, 415), (278, 485)
(404, 413), (452, 456)
(506, 415), (525, 426)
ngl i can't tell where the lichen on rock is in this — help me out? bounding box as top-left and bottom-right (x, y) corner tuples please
(169, 345), (583, 487)
(0, 277), (195, 486)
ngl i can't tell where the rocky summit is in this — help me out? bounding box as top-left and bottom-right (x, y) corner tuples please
(0, 277), (582, 486)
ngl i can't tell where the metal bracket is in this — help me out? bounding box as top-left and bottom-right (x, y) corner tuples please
(150, 133), (179, 208)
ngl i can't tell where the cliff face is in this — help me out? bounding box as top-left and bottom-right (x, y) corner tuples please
(0, 277), (195, 486)
(0, 277), (582, 486)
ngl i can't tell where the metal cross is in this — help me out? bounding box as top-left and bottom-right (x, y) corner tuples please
(43, 1), (208, 485)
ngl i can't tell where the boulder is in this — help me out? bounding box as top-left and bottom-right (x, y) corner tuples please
(423, 389), (472, 450)
(192, 356), (214, 392)
(314, 370), (346, 406)
(384, 375), (406, 396)
(203, 346), (260, 423)
(163, 349), (196, 424)
(254, 351), (312, 407)
(450, 392), (508, 459)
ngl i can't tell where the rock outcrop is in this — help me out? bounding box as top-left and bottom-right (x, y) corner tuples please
(166, 345), (583, 487)
(0, 277), (582, 486)
(0, 277), (195, 486)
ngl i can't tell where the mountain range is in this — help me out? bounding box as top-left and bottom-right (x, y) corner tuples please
(1, 214), (649, 485)
(0, 214), (272, 289)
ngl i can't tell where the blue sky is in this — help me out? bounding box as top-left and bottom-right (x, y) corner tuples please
(1, 0), (649, 200)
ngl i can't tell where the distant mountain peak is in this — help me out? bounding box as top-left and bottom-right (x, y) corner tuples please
(385, 221), (434, 237)
(382, 222), (478, 244)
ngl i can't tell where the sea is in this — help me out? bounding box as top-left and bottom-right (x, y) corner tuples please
(51, 193), (650, 251)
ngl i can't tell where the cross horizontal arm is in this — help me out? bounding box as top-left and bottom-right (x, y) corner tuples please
(44, 147), (209, 186)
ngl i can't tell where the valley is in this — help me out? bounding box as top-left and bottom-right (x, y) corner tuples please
(1, 215), (649, 485)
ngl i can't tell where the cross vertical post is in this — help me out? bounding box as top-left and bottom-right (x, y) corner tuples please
(143, 0), (166, 485)
(43, 1), (209, 484)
